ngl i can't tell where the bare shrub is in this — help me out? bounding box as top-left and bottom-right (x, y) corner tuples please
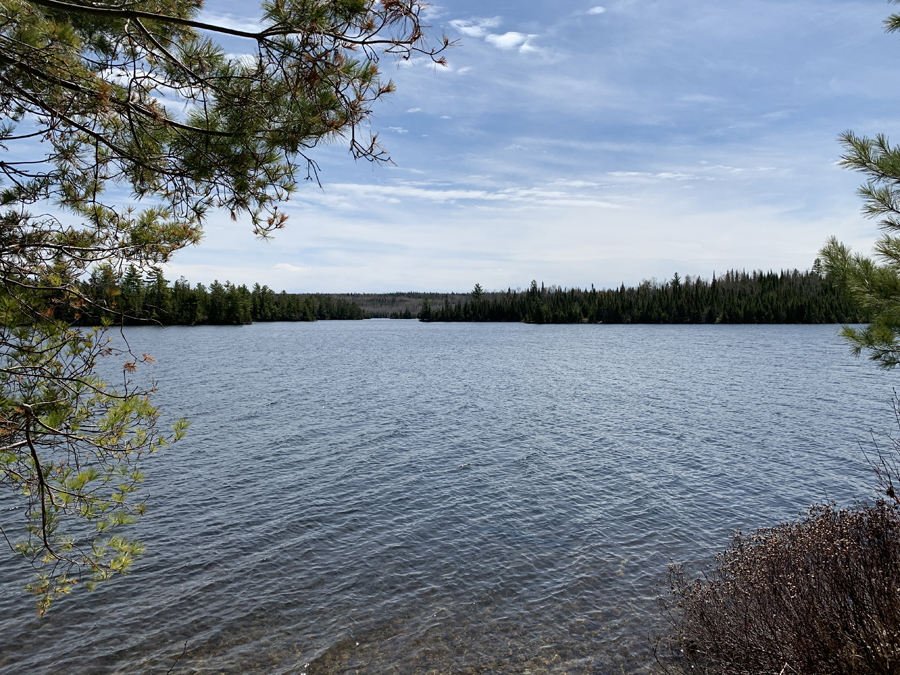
(864, 394), (900, 508)
(662, 501), (900, 674)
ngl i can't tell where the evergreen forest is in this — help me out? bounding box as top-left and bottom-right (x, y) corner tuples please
(418, 270), (867, 324)
(52, 267), (867, 326)
(66, 266), (367, 325)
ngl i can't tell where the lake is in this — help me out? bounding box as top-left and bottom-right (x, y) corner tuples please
(0, 322), (894, 674)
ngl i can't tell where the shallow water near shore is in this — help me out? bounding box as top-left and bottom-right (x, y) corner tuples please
(0, 322), (894, 674)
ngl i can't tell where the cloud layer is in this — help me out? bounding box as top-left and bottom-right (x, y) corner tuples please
(165, 0), (897, 292)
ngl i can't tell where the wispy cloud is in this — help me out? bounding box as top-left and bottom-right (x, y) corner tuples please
(762, 110), (794, 120)
(607, 171), (707, 182)
(275, 263), (309, 273)
(680, 94), (721, 103)
(551, 179), (611, 189)
(165, 0), (893, 291)
(308, 182), (621, 209)
(421, 3), (448, 20)
(448, 17), (502, 39)
(197, 11), (262, 33)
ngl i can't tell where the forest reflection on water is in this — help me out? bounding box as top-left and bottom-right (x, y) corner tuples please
(0, 322), (894, 674)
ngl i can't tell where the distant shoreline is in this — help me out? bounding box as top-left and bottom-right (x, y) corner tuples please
(64, 268), (867, 326)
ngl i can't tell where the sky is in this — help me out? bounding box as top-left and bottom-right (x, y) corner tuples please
(168, 0), (900, 292)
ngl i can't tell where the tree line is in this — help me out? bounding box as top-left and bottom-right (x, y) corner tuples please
(417, 270), (868, 324)
(67, 266), (366, 325)
(55, 267), (869, 327)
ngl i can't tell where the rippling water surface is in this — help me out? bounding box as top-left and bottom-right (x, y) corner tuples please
(0, 322), (895, 674)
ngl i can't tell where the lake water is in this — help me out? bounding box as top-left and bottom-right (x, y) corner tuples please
(0, 322), (895, 674)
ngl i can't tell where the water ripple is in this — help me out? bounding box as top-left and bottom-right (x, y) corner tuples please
(0, 322), (894, 673)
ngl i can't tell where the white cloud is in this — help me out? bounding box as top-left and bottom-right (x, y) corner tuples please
(224, 53), (257, 67)
(421, 3), (448, 20)
(161, 0), (889, 292)
(388, 127), (409, 134)
(393, 57), (462, 73)
(551, 179), (609, 188)
(275, 263), (309, 273)
(406, 107), (423, 113)
(198, 12), (262, 33)
(607, 171), (704, 181)
(518, 37), (542, 55)
(448, 17), (502, 39)
(450, 17), (540, 54)
(485, 32), (531, 51)
(309, 182), (621, 209)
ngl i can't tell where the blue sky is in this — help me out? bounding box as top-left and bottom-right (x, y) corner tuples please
(172, 0), (900, 292)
